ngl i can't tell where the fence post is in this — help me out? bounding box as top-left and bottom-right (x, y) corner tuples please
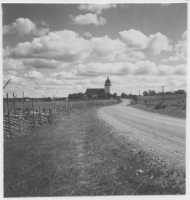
(17, 110), (21, 134)
(3, 100), (5, 113)
(7, 93), (11, 138)
(13, 93), (16, 114)
(58, 101), (60, 117)
(22, 91), (25, 113)
(32, 101), (37, 130)
(53, 101), (55, 116)
(39, 105), (41, 127)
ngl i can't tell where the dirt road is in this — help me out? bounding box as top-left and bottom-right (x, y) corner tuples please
(98, 100), (186, 170)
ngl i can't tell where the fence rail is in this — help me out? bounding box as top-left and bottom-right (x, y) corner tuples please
(3, 96), (119, 139)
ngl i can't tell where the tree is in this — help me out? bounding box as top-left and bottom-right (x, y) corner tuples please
(164, 91), (173, 95)
(148, 90), (156, 96)
(97, 94), (102, 99)
(112, 92), (117, 98)
(68, 94), (72, 99)
(143, 91), (148, 96)
(87, 94), (93, 99)
(133, 95), (138, 101)
(121, 92), (125, 98)
(102, 92), (108, 99)
(174, 89), (186, 94)
(78, 92), (84, 99)
(107, 92), (112, 99)
(47, 97), (52, 102)
(72, 93), (77, 100)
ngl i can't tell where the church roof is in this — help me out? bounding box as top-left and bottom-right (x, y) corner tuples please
(85, 88), (105, 95)
(105, 76), (111, 86)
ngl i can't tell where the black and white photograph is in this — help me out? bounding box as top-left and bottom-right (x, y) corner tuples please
(2, 0), (188, 198)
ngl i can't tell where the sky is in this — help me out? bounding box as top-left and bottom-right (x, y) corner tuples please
(2, 2), (187, 97)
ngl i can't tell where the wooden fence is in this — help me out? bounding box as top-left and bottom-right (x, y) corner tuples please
(3, 94), (119, 139)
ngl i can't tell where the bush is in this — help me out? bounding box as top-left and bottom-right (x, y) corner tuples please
(154, 103), (162, 110)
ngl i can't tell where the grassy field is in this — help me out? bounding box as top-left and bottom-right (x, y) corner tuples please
(3, 99), (118, 114)
(4, 100), (79, 113)
(128, 103), (186, 119)
(4, 107), (185, 197)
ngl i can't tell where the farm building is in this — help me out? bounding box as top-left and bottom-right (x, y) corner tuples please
(85, 77), (112, 98)
(137, 94), (186, 106)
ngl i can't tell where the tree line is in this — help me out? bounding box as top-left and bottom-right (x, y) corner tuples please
(142, 89), (186, 96)
(120, 93), (138, 100)
(68, 92), (118, 100)
(120, 89), (186, 99)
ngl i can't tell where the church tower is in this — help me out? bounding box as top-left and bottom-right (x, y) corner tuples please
(104, 76), (111, 93)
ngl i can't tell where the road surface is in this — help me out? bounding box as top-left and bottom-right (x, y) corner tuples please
(98, 99), (186, 169)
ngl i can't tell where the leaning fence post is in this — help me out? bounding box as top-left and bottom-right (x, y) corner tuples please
(6, 93), (11, 138)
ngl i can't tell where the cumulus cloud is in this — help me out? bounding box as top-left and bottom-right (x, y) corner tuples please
(3, 58), (24, 71)
(119, 29), (172, 55)
(72, 60), (185, 78)
(73, 60), (156, 77)
(83, 32), (92, 38)
(25, 71), (44, 79)
(147, 32), (172, 55)
(155, 64), (174, 76)
(50, 71), (77, 79)
(5, 28), (173, 70)
(6, 30), (127, 63)
(39, 20), (49, 27)
(155, 64), (186, 76)
(3, 74), (24, 84)
(22, 58), (68, 69)
(115, 51), (145, 62)
(89, 35), (126, 61)
(78, 4), (116, 14)
(173, 64), (186, 75)
(38, 78), (64, 85)
(6, 30), (90, 63)
(34, 28), (50, 37)
(4, 70), (18, 76)
(73, 62), (131, 77)
(71, 13), (106, 26)
(119, 29), (148, 49)
(3, 18), (50, 36)
(133, 61), (155, 75)
(162, 31), (187, 62)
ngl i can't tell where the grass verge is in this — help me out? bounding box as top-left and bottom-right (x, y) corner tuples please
(4, 107), (185, 197)
(128, 103), (186, 119)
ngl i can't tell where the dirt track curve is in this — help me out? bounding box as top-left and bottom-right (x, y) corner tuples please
(98, 100), (186, 170)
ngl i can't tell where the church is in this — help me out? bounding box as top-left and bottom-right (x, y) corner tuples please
(85, 77), (111, 98)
